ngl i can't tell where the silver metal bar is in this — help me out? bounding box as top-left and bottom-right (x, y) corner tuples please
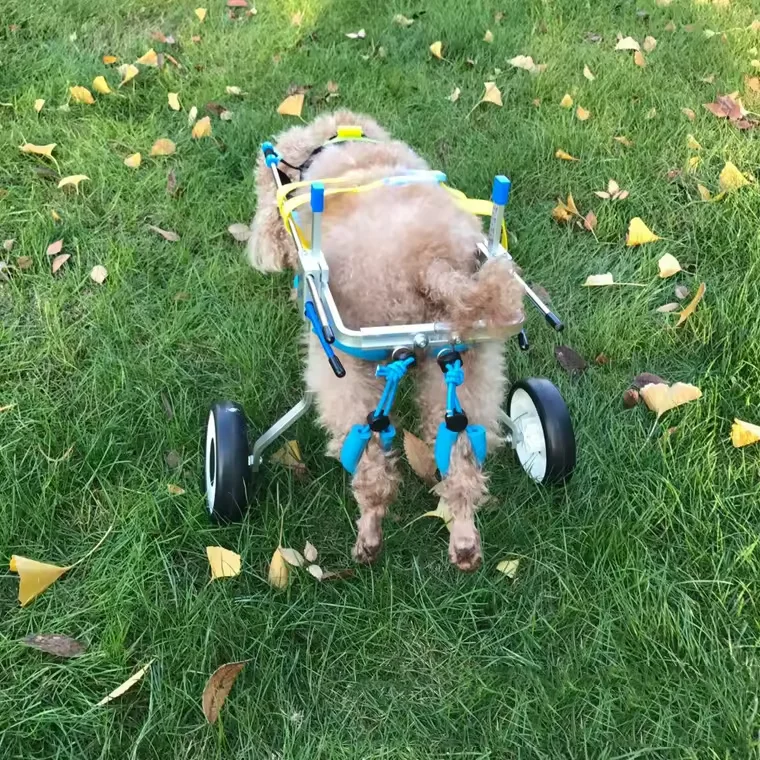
(487, 202), (505, 256)
(498, 409), (523, 447)
(306, 274), (331, 335)
(248, 392), (315, 470)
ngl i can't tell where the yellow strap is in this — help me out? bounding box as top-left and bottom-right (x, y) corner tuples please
(336, 125), (363, 139)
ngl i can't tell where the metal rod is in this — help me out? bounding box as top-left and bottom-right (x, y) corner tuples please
(248, 392), (315, 471)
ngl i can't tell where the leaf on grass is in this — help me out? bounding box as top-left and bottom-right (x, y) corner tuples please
(9, 556), (71, 606)
(20, 143), (56, 159)
(687, 155), (701, 173)
(304, 541), (318, 563)
(646, 107), (657, 120)
(552, 195), (578, 223)
(306, 564), (324, 580)
(228, 223), (251, 242)
(686, 134), (701, 150)
(483, 29), (494, 43)
(226, 85), (243, 95)
(554, 345), (587, 374)
(429, 41), (443, 59)
(191, 115), (212, 138)
(583, 64), (595, 81)
(496, 558), (519, 579)
(92, 76), (112, 95)
(576, 106), (591, 121)
(393, 14), (414, 27)
(195, 7), (207, 21)
(423, 500), (453, 531)
(745, 76), (760, 93)
(202, 661), (248, 723)
(3, 239), (14, 252)
(626, 217), (660, 246)
(150, 138), (176, 156)
(555, 149), (579, 161)
(658, 253), (681, 278)
(583, 273), (615, 286)
(640, 382), (702, 419)
(277, 93), (304, 117)
(403, 430), (438, 485)
(718, 161), (750, 192)
(51, 253), (70, 274)
(583, 210), (597, 231)
(508, 55), (541, 74)
(634, 50), (646, 67)
(447, 87), (461, 103)
(90, 265), (108, 284)
(70, 86), (95, 104)
(206, 546), (241, 579)
(97, 661), (154, 706)
(560, 93), (573, 108)
(675, 284), (690, 300)
(480, 81), (502, 107)
(279, 547), (305, 567)
(676, 282), (706, 326)
(57, 174), (89, 191)
(614, 135), (634, 147)
(345, 29), (366, 39)
(47, 239), (63, 256)
(124, 152), (141, 168)
(187, 106), (198, 126)
(643, 35), (657, 52)
(21, 633), (86, 658)
(34, 98), (45, 113)
(167, 483), (185, 494)
(149, 225), (180, 242)
(270, 440), (308, 479)
(220, 109), (233, 121)
(657, 302), (680, 313)
(616, 36), (640, 51)
(103, 55), (118, 64)
(268, 548), (289, 590)
(119, 64), (139, 86)
(664, 21), (676, 32)
(321, 568), (355, 582)
(168, 92), (181, 111)
(731, 418), (760, 448)
(681, 107), (696, 121)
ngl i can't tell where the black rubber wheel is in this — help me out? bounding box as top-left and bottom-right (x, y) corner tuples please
(204, 401), (251, 523)
(506, 378), (576, 485)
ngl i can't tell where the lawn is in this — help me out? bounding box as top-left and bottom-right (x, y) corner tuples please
(2, 0), (760, 757)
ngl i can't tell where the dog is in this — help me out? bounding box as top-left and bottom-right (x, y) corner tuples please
(248, 110), (524, 571)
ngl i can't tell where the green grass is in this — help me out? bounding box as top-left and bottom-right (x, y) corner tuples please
(2, 0), (760, 757)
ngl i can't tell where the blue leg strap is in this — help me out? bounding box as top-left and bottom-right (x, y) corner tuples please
(341, 425), (372, 475)
(434, 424), (488, 477)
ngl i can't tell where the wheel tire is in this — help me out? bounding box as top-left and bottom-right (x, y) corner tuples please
(205, 402), (251, 523)
(506, 378), (576, 485)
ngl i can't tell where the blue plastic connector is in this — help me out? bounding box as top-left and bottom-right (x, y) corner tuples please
(310, 182), (325, 213)
(491, 175), (511, 206)
(262, 141), (280, 168)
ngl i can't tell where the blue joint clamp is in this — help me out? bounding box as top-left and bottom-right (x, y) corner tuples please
(434, 424), (487, 477)
(262, 141), (280, 168)
(310, 181), (325, 213)
(491, 175), (511, 206)
(341, 425), (371, 474)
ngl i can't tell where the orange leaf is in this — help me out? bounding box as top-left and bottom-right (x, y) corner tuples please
(70, 86), (95, 104)
(202, 661), (249, 723)
(136, 49), (158, 66)
(191, 115), (212, 138)
(102, 55), (119, 64)
(9, 556), (71, 606)
(124, 153), (141, 168)
(51, 253), (70, 273)
(277, 93), (304, 117)
(555, 149), (579, 161)
(576, 106), (591, 120)
(150, 138), (176, 156)
(676, 282), (706, 326)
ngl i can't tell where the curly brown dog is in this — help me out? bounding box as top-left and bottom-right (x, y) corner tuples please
(248, 110), (524, 571)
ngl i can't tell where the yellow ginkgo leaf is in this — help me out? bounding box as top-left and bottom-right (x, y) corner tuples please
(268, 548), (289, 590)
(481, 81), (502, 106)
(192, 115), (212, 138)
(731, 418), (760, 448)
(102, 54), (119, 64)
(119, 64), (139, 86)
(447, 87), (461, 102)
(34, 98), (45, 113)
(639, 382), (702, 419)
(657, 253), (681, 278)
(560, 93), (573, 108)
(687, 156), (701, 173)
(124, 153), (141, 168)
(92, 76), (112, 95)
(496, 558), (520, 578)
(277, 93), (304, 117)
(583, 64), (595, 81)
(697, 184), (712, 201)
(167, 483), (185, 495)
(20, 143), (56, 159)
(583, 273), (615, 286)
(616, 36), (640, 51)
(555, 149), (579, 161)
(429, 41), (443, 59)
(626, 217), (660, 246)
(483, 29), (494, 43)
(195, 7), (207, 21)
(10, 556), (71, 606)
(206, 546), (241, 579)
(57, 174), (89, 191)
(137, 49), (158, 67)
(168, 92), (181, 111)
(686, 134), (701, 150)
(634, 50), (646, 67)
(150, 138), (176, 156)
(422, 499), (453, 532)
(576, 106), (591, 120)
(70, 86), (95, 104)
(718, 161), (750, 193)
(97, 661), (154, 706)
(271, 440), (304, 469)
(676, 282), (706, 327)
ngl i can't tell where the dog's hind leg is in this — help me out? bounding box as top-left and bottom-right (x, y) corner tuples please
(306, 337), (400, 564)
(417, 343), (507, 571)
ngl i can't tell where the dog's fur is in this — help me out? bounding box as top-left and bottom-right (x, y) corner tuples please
(249, 111), (524, 571)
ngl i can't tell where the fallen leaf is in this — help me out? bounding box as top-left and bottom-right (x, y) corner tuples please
(304, 541), (318, 563)
(643, 35), (657, 52)
(226, 86), (243, 95)
(393, 14), (414, 27)
(583, 210), (597, 231)
(195, 7), (207, 22)
(90, 265), (108, 284)
(149, 226), (180, 242)
(640, 382), (702, 419)
(345, 29), (366, 39)
(270, 440), (308, 478)
(634, 51), (646, 67)
(480, 81), (502, 107)
(279, 547), (305, 568)
(268, 547), (289, 590)
(657, 302), (680, 313)
(675, 284), (690, 300)
(187, 106), (198, 126)
(20, 633), (86, 658)
(422, 499), (453, 531)
(731, 418), (760, 448)
(202, 661), (248, 723)
(576, 105), (591, 120)
(70, 85), (95, 104)
(3, 239), (14, 252)
(92, 76), (112, 95)
(124, 152), (141, 168)
(277, 93), (304, 117)
(554, 345), (587, 374)
(687, 155), (701, 172)
(718, 161), (750, 192)
(508, 54), (538, 73)
(57, 174), (89, 191)
(10, 556), (71, 605)
(584, 64), (595, 80)
(676, 282), (706, 326)
(150, 138), (176, 156)
(206, 546), (241, 579)
(616, 36), (640, 51)
(47, 239), (63, 256)
(306, 564), (324, 580)
(51, 209), (62, 222)
(496, 558), (519, 579)
(745, 76), (760, 93)
(681, 107), (696, 121)
(228, 223), (251, 242)
(321, 568), (355, 582)
(20, 143), (56, 159)
(206, 101), (228, 116)
(103, 55), (119, 64)
(168, 92), (181, 111)
(703, 93), (747, 121)
(430, 41), (443, 59)
(447, 86), (461, 103)
(555, 149), (579, 161)
(664, 21), (676, 32)
(97, 661), (154, 706)
(192, 35), (201, 43)
(626, 217), (660, 246)
(658, 253), (681, 278)
(167, 483), (185, 494)
(220, 109), (233, 121)
(752, 60), (760, 69)
(403, 430), (438, 485)
(560, 93), (573, 108)
(119, 64), (139, 86)
(687, 134), (702, 150)
(483, 29), (494, 43)
(623, 388), (641, 407)
(51, 253), (70, 274)
(583, 273), (615, 286)
(614, 135), (634, 147)
(165, 450), (181, 469)
(34, 98), (45, 113)
(191, 115), (212, 138)
(646, 107), (657, 119)
(552, 195), (580, 223)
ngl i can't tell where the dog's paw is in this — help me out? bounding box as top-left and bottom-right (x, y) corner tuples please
(352, 516), (383, 564)
(448, 520), (482, 572)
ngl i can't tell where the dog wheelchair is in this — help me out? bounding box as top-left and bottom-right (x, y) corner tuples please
(204, 127), (576, 522)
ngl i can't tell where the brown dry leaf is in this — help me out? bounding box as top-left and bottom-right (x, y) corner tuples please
(192, 116), (212, 138)
(643, 35), (657, 52)
(21, 633), (86, 658)
(47, 239), (63, 256)
(345, 28), (366, 39)
(118, 64), (139, 86)
(640, 382), (702, 419)
(202, 660), (249, 723)
(676, 282), (706, 326)
(718, 161), (750, 192)
(9, 556), (71, 606)
(206, 546), (241, 579)
(97, 661), (154, 707)
(614, 135), (634, 147)
(616, 36), (640, 51)
(583, 64), (595, 81)
(92, 76), (112, 95)
(429, 41), (443, 59)
(51, 253), (70, 274)
(483, 29), (494, 43)
(554, 345), (587, 374)
(195, 7), (207, 21)
(279, 547), (305, 568)
(70, 86), (95, 104)
(731, 418), (760, 448)
(626, 217), (660, 246)
(150, 138), (176, 156)
(103, 54), (118, 64)
(583, 273), (615, 286)
(34, 98), (45, 113)
(634, 50), (646, 67)
(21, 143), (56, 160)
(277, 93), (304, 117)
(681, 107), (696, 121)
(657, 253), (681, 278)
(583, 210), (597, 231)
(167, 483), (185, 495)
(168, 92), (181, 111)
(555, 149), (579, 161)
(657, 302), (680, 313)
(57, 174), (89, 191)
(149, 225), (180, 242)
(124, 153), (141, 168)
(304, 541), (318, 563)
(403, 430), (438, 486)
(447, 87), (461, 103)
(560, 93), (573, 108)
(496, 558), (520, 579)
(90, 265), (108, 284)
(552, 195), (579, 223)
(576, 106), (591, 120)
(228, 223), (251, 242)
(268, 548), (289, 590)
